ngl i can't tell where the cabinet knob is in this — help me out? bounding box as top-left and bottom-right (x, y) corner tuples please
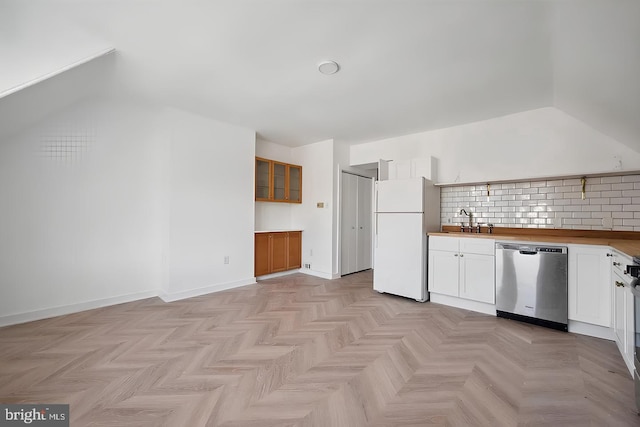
(606, 253), (613, 257)
(613, 262), (621, 266)
(454, 253), (459, 257)
(459, 254), (464, 257)
(615, 281), (625, 287)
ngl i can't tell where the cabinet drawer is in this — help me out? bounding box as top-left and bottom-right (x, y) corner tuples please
(429, 236), (459, 252)
(460, 238), (495, 256)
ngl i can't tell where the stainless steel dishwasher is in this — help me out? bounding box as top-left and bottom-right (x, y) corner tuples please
(495, 243), (568, 331)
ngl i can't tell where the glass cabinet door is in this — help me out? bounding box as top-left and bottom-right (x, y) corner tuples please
(256, 158), (271, 200)
(273, 162), (287, 201)
(288, 165), (302, 203)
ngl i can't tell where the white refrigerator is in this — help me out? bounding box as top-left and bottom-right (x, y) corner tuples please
(373, 177), (440, 301)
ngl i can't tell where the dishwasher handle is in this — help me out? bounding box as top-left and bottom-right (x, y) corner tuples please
(519, 250), (538, 255)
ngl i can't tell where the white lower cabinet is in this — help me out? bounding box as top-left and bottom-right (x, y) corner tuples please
(428, 236), (495, 304)
(567, 245), (612, 327)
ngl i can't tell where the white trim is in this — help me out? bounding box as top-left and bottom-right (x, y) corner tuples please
(0, 290), (157, 327)
(300, 269), (334, 280)
(256, 270), (300, 280)
(429, 293), (497, 316)
(568, 320), (614, 341)
(159, 277), (256, 303)
(0, 47), (116, 99)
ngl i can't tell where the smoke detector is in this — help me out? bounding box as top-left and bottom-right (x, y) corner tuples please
(318, 61), (340, 75)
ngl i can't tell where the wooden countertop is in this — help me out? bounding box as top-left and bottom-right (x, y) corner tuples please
(255, 229), (303, 233)
(428, 231), (640, 259)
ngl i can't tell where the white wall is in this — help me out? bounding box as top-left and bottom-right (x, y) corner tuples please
(160, 108), (256, 301)
(0, 98), (163, 325)
(552, 0), (640, 153)
(291, 140), (335, 279)
(350, 107), (640, 184)
(0, 68), (257, 324)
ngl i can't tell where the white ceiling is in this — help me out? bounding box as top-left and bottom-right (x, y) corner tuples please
(2, 1), (638, 148)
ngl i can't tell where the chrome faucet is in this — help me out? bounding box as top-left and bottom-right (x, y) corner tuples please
(459, 208), (472, 232)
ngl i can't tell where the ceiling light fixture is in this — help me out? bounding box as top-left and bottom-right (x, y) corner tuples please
(318, 61), (340, 75)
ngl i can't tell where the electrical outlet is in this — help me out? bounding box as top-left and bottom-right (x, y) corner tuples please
(304, 263), (311, 269)
(224, 255), (229, 264)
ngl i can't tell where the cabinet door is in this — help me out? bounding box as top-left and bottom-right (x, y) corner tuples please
(255, 233), (270, 276)
(356, 176), (372, 271)
(459, 253), (495, 304)
(272, 162), (287, 202)
(288, 165), (302, 203)
(428, 250), (459, 297)
(567, 245), (612, 327)
(287, 231), (302, 269)
(624, 286), (635, 371)
(255, 158), (271, 201)
(270, 232), (288, 272)
(613, 278), (625, 356)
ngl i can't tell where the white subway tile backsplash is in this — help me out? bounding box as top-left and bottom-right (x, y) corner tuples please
(590, 184), (612, 191)
(603, 205), (623, 212)
(440, 174), (640, 232)
(601, 176), (622, 184)
(613, 212), (634, 219)
(610, 197), (631, 204)
(612, 183), (634, 190)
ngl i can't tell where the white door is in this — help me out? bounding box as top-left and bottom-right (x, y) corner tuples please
(373, 213), (425, 301)
(340, 173), (358, 275)
(356, 176), (373, 271)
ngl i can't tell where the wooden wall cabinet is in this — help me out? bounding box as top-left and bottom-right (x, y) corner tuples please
(255, 157), (302, 203)
(255, 231), (302, 276)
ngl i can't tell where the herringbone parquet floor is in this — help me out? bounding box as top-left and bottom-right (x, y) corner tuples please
(1, 271), (638, 426)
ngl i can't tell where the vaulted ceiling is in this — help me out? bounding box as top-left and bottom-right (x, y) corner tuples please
(1, 0), (638, 150)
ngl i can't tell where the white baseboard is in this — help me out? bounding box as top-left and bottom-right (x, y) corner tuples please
(0, 290), (158, 328)
(568, 320), (614, 341)
(429, 293), (497, 316)
(256, 270), (300, 280)
(299, 269), (334, 280)
(159, 277), (257, 303)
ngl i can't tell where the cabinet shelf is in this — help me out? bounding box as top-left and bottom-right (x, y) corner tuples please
(255, 157), (302, 203)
